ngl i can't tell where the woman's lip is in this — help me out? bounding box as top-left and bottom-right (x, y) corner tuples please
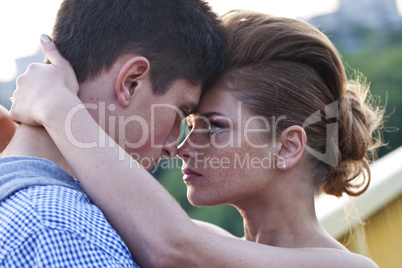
(182, 168), (202, 181)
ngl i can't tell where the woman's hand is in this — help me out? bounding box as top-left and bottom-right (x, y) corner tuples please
(9, 34), (79, 126)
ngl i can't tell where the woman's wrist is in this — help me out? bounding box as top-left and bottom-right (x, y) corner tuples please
(40, 90), (82, 129)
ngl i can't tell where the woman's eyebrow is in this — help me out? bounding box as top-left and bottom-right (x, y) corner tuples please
(198, 111), (227, 118)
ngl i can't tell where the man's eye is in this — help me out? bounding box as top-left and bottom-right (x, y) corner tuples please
(181, 109), (190, 117)
(186, 123), (193, 132)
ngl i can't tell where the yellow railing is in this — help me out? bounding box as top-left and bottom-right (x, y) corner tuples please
(316, 146), (402, 268)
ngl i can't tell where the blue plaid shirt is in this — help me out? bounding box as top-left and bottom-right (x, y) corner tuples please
(0, 157), (140, 267)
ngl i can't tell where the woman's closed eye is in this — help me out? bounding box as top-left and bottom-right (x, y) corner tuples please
(185, 120), (222, 135)
(185, 115), (228, 137)
(208, 121), (223, 135)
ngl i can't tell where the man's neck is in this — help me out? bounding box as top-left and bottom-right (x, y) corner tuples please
(3, 124), (76, 178)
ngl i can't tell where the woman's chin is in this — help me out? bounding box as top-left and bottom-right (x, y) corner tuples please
(187, 195), (204, 207)
(187, 192), (224, 207)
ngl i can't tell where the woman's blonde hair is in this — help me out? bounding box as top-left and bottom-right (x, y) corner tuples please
(221, 10), (384, 197)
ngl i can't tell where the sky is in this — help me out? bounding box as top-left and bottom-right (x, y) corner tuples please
(0, 0), (401, 82)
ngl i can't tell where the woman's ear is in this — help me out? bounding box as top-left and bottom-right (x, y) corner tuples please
(277, 126), (307, 170)
(115, 56), (150, 107)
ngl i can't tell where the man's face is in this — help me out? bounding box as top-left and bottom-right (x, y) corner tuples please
(115, 79), (201, 169)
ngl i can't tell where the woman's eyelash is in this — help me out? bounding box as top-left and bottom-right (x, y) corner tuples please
(185, 119), (224, 134)
(208, 121), (223, 134)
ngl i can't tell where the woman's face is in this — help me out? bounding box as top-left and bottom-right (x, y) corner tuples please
(178, 83), (281, 207)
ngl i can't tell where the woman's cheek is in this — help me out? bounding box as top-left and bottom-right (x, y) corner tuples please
(209, 131), (235, 148)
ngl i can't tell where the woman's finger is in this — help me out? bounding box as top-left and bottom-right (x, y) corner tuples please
(40, 34), (71, 68)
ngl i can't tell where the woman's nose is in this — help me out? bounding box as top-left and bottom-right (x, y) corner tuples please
(177, 134), (197, 161)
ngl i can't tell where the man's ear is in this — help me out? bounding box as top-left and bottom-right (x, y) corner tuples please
(115, 56), (150, 107)
(277, 126), (307, 170)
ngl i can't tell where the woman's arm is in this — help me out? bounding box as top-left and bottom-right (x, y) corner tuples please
(15, 92), (376, 268)
(9, 37), (378, 268)
(191, 219), (236, 238)
(0, 105), (17, 153)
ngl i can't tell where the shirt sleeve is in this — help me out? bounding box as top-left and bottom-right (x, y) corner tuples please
(1, 227), (138, 268)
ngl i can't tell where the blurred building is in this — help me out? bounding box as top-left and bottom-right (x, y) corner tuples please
(308, 0), (402, 53)
(0, 48), (44, 109)
(309, 0), (401, 31)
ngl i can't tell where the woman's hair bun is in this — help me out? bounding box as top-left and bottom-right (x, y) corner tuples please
(323, 77), (384, 197)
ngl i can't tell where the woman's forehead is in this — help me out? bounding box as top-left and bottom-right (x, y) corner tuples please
(198, 87), (236, 110)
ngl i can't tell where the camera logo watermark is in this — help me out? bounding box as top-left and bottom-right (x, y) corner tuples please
(303, 101), (339, 167)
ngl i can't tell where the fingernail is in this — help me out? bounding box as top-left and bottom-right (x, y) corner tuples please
(40, 34), (52, 43)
